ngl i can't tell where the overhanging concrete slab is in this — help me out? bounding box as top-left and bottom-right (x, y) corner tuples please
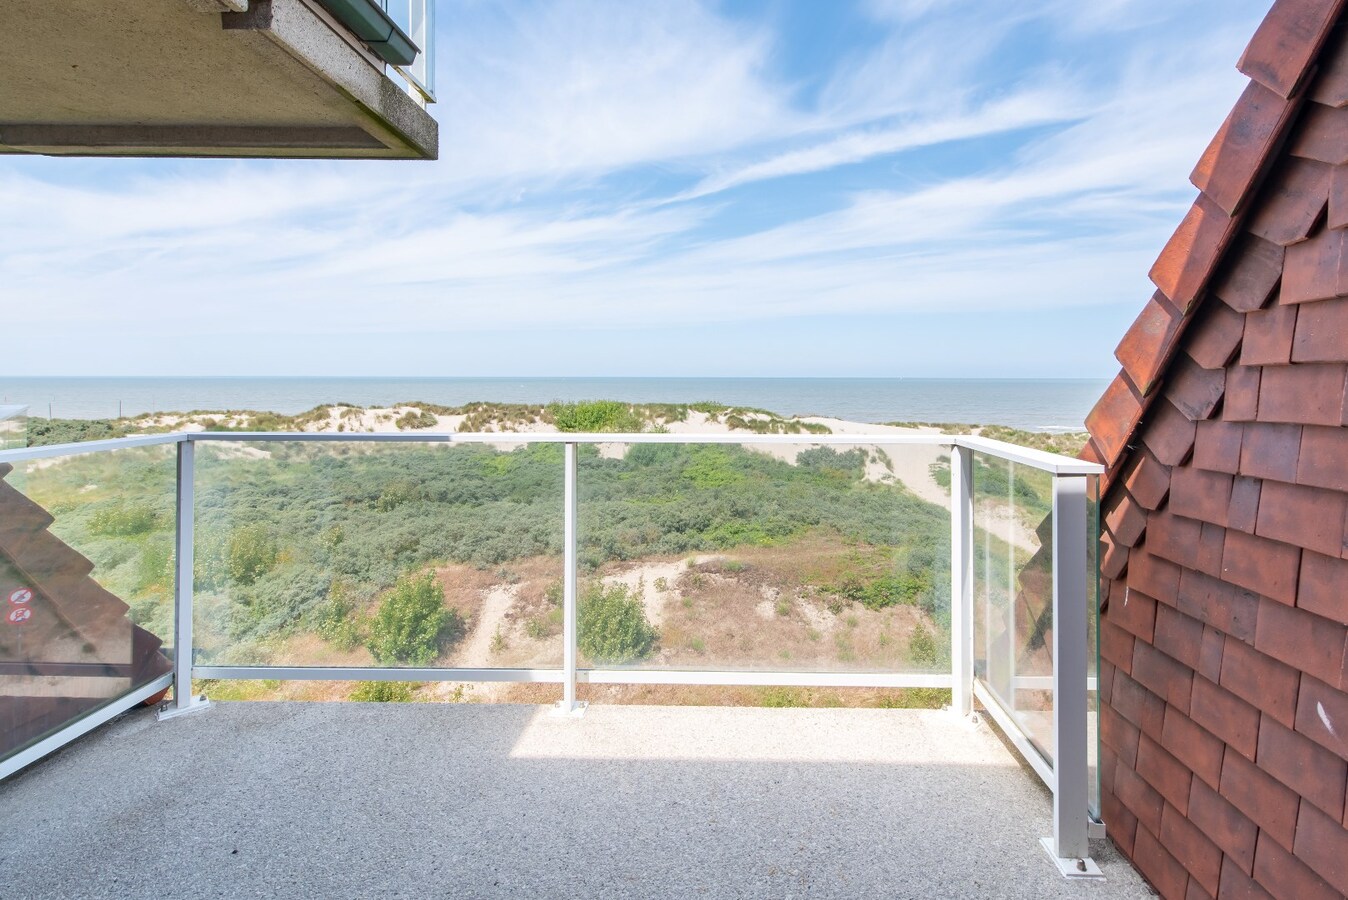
(0, 0), (437, 159)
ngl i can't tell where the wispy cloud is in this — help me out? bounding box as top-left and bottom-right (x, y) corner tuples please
(0, 0), (1271, 376)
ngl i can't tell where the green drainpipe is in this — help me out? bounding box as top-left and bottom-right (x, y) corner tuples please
(315, 0), (420, 68)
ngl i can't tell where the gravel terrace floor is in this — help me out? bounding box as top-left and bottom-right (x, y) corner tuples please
(0, 702), (1153, 899)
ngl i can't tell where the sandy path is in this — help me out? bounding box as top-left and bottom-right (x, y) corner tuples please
(453, 584), (517, 667)
(602, 555), (719, 627)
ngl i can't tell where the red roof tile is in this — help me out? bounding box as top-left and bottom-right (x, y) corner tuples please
(1223, 749), (1301, 851)
(1154, 604), (1206, 674)
(1291, 295), (1348, 359)
(1222, 365), (1264, 422)
(1330, 164), (1348, 227)
(1193, 420), (1244, 473)
(1254, 478), (1347, 556)
(1246, 157), (1332, 246)
(1147, 511), (1204, 570)
(1295, 673), (1348, 759)
(1117, 293), (1186, 396)
(1170, 467), (1235, 527)
(1141, 398), (1199, 465)
(1106, 489), (1149, 548)
(1165, 353), (1226, 420)
(1299, 549), (1348, 623)
(1292, 802), (1348, 895)
(1134, 814), (1191, 899)
(1124, 448), (1173, 509)
(1177, 568), (1259, 643)
(1312, 23), (1348, 106)
(1293, 102), (1348, 165)
(1258, 716), (1348, 820)
(1240, 302), (1299, 364)
(1222, 528), (1302, 604)
(1228, 475), (1263, 534)
(1239, 422), (1303, 480)
(1160, 798), (1223, 895)
(1220, 636), (1301, 727)
(1255, 594), (1348, 684)
(1087, 373), (1146, 465)
(1297, 423), (1348, 490)
(1185, 302), (1247, 369)
(1283, 220), (1348, 301)
(1254, 827), (1340, 899)
(1238, 0), (1347, 98)
(1255, 361), (1348, 424)
(1151, 193), (1239, 311)
(1192, 81), (1300, 215)
(1191, 675), (1260, 761)
(1213, 233), (1285, 311)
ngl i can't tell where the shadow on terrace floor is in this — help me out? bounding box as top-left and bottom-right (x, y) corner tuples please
(0, 703), (1151, 899)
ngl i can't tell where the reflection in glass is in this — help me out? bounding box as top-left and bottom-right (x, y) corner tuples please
(0, 446), (175, 762)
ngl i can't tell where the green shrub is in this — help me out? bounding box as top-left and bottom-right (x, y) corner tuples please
(90, 502), (159, 536)
(227, 524), (278, 585)
(351, 680), (415, 702)
(578, 582), (658, 664)
(366, 571), (462, 665)
(395, 409), (439, 430)
(907, 625), (947, 669)
(548, 401), (643, 433)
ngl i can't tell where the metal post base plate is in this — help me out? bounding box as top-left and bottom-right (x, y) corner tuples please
(551, 700), (588, 718)
(1040, 838), (1104, 879)
(158, 695), (212, 721)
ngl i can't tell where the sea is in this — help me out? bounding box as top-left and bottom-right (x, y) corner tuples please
(0, 377), (1109, 432)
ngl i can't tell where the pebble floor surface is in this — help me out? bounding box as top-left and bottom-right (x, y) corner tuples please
(0, 702), (1155, 899)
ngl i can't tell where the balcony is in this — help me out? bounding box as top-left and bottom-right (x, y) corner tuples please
(0, 429), (1136, 890)
(0, 0), (437, 159)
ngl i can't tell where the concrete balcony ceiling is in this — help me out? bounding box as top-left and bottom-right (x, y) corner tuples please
(0, 0), (438, 159)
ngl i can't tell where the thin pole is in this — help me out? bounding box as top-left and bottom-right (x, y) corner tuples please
(173, 440), (196, 709)
(560, 442), (579, 713)
(949, 445), (974, 718)
(1051, 475), (1090, 861)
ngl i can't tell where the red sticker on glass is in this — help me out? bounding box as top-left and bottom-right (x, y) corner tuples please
(7, 607), (32, 624)
(7, 588), (32, 606)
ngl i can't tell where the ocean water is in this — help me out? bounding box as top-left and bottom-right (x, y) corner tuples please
(0, 377), (1108, 431)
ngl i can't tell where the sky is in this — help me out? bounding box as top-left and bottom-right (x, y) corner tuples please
(0, 0), (1271, 378)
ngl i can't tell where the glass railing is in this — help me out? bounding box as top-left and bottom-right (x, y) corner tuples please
(379, 0), (435, 103)
(0, 429), (1103, 867)
(0, 442), (176, 771)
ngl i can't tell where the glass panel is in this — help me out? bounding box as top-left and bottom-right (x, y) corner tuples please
(0, 445), (175, 762)
(0, 406), (26, 451)
(576, 441), (953, 674)
(972, 452), (1056, 765)
(192, 441), (563, 673)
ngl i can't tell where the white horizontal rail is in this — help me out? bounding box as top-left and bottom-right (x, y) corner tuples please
(580, 670), (952, 688)
(195, 666), (564, 683)
(5, 428), (1100, 476)
(194, 665), (952, 689)
(954, 436), (1102, 476)
(0, 432), (184, 465)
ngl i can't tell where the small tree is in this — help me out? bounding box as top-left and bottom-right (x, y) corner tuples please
(578, 582), (658, 664)
(367, 571), (460, 666)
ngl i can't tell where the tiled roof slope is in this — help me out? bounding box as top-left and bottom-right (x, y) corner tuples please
(0, 463), (172, 758)
(1083, 2), (1348, 897)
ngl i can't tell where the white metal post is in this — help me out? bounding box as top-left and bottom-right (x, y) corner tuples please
(1042, 474), (1098, 877)
(949, 445), (974, 719)
(161, 439), (209, 719)
(554, 442), (585, 717)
